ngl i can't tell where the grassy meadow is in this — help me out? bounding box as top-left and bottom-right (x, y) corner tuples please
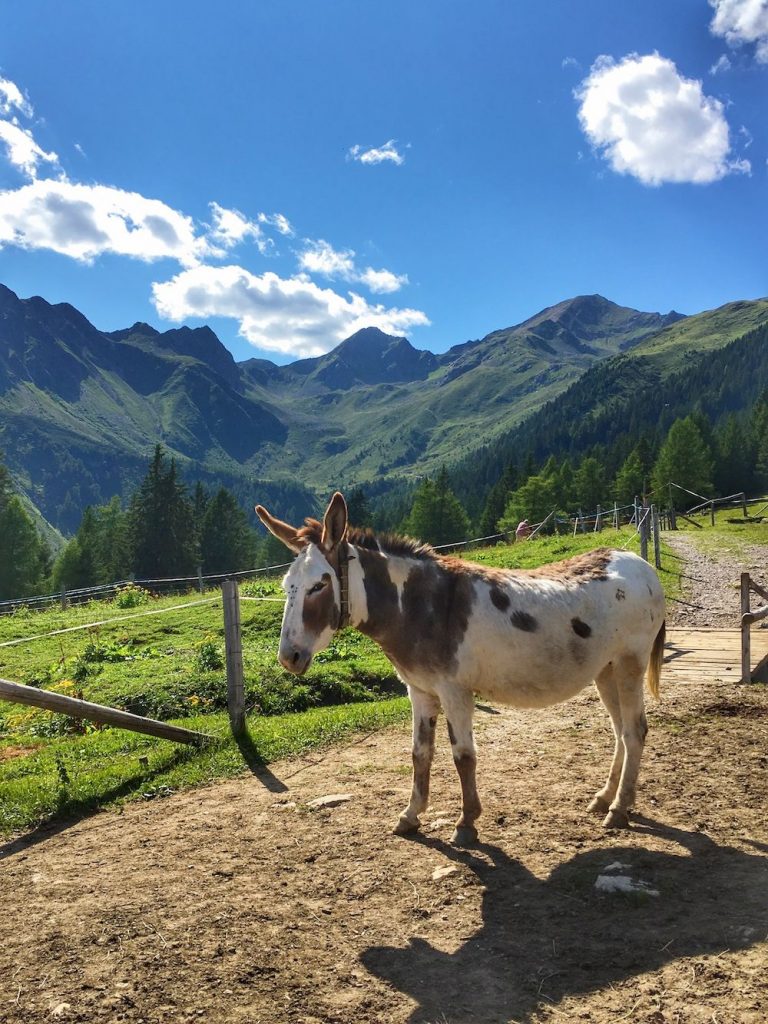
(0, 526), (679, 838)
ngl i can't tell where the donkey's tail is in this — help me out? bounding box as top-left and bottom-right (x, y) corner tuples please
(647, 620), (665, 700)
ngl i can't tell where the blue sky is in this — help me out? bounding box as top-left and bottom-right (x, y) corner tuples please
(0, 0), (766, 363)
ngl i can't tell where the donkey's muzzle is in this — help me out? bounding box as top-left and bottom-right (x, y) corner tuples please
(279, 646), (312, 676)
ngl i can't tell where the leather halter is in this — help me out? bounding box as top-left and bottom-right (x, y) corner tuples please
(336, 540), (353, 630)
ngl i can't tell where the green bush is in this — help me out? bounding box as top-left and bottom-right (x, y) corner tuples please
(114, 584), (153, 609)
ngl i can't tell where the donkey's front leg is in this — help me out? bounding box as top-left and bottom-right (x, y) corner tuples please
(394, 688), (440, 836)
(442, 688), (481, 847)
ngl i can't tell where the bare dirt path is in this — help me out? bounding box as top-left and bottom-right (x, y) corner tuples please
(1, 675), (767, 1024)
(665, 532), (767, 629)
(1, 537), (767, 1024)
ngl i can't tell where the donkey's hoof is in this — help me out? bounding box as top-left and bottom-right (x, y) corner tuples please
(588, 795), (610, 815)
(450, 825), (478, 848)
(394, 815), (420, 836)
(602, 808), (630, 830)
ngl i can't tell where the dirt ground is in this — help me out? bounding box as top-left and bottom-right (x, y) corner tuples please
(1, 539), (767, 1024)
(664, 533), (767, 629)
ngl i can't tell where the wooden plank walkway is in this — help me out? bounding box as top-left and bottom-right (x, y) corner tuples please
(665, 627), (768, 685)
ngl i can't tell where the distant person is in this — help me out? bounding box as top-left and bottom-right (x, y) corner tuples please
(515, 518), (532, 541)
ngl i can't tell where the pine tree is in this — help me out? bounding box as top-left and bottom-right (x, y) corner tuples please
(403, 468), (470, 546)
(477, 463), (518, 537)
(129, 445), (197, 578)
(200, 488), (257, 574)
(651, 417), (714, 511)
(574, 457), (606, 513)
(346, 486), (373, 529)
(0, 461), (50, 600)
(498, 472), (559, 533)
(613, 449), (645, 506)
(715, 416), (755, 497)
(51, 507), (98, 589)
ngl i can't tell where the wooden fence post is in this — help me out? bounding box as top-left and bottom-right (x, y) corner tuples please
(60, 584), (68, 611)
(742, 492), (748, 518)
(198, 565), (204, 594)
(652, 505), (661, 569)
(741, 572), (751, 683)
(640, 499), (649, 562)
(223, 578), (245, 734)
(710, 501), (716, 527)
(595, 505), (602, 533)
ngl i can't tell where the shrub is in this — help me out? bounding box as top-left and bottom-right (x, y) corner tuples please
(114, 584), (153, 609)
(194, 637), (225, 673)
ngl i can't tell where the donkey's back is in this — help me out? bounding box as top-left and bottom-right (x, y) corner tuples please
(452, 547), (665, 709)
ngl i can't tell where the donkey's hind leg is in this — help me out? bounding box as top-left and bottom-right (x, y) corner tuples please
(441, 687), (481, 847)
(394, 687), (441, 835)
(590, 664), (625, 818)
(602, 656), (648, 829)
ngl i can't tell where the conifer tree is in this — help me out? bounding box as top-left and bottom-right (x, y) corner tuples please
(403, 467), (470, 545)
(613, 449), (646, 505)
(346, 486), (374, 529)
(574, 456), (606, 512)
(715, 416), (755, 497)
(651, 417), (714, 510)
(478, 463), (518, 537)
(129, 445), (197, 578)
(0, 461), (50, 600)
(200, 488), (257, 574)
(498, 471), (559, 532)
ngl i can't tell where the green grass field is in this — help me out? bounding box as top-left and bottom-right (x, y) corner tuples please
(0, 527), (679, 838)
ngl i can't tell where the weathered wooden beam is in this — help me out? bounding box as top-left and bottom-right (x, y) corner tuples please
(749, 578), (768, 603)
(223, 579), (245, 734)
(0, 678), (213, 746)
(741, 604), (768, 627)
(741, 573), (752, 683)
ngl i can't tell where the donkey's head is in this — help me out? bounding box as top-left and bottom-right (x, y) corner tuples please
(255, 492), (348, 675)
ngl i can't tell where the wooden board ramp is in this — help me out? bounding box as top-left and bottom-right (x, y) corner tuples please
(664, 628), (768, 685)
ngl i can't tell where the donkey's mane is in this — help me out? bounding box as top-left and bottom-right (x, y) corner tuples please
(297, 518), (437, 561)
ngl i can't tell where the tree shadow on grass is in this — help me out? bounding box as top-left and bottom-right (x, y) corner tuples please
(361, 818), (768, 1023)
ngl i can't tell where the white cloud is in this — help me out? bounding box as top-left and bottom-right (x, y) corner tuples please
(297, 239), (408, 294)
(0, 74), (59, 178)
(151, 264), (429, 357)
(207, 202), (267, 253)
(348, 140), (405, 165)
(298, 239), (356, 278)
(562, 56), (581, 71)
(0, 179), (212, 265)
(358, 267), (409, 294)
(710, 0), (768, 62)
(709, 53), (733, 74)
(0, 76), (31, 117)
(258, 211), (293, 236)
(0, 119), (59, 178)
(576, 53), (750, 185)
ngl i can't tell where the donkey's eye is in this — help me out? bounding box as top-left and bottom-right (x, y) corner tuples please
(308, 581), (326, 595)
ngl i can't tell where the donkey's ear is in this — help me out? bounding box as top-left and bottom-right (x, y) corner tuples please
(321, 491), (348, 552)
(255, 504), (303, 554)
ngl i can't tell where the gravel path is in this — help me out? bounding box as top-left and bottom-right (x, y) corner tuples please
(665, 531), (768, 628)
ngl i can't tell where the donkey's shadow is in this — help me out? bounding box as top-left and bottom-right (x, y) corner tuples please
(361, 820), (768, 1023)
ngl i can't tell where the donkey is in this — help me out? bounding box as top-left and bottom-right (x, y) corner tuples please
(256, 492), (666, 846)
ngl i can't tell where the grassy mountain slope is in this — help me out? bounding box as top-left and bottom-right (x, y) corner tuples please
(452, 298), (768, 507)
(3, 280), (764, 537)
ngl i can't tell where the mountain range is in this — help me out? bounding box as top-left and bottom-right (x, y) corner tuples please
(1, 281), (766, 539)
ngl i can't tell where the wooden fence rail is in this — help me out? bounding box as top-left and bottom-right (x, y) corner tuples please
(0, 678), (213, 746)
(740, 572), (768, 683)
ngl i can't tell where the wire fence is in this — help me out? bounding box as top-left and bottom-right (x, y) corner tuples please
(5, 486), (767, 618)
